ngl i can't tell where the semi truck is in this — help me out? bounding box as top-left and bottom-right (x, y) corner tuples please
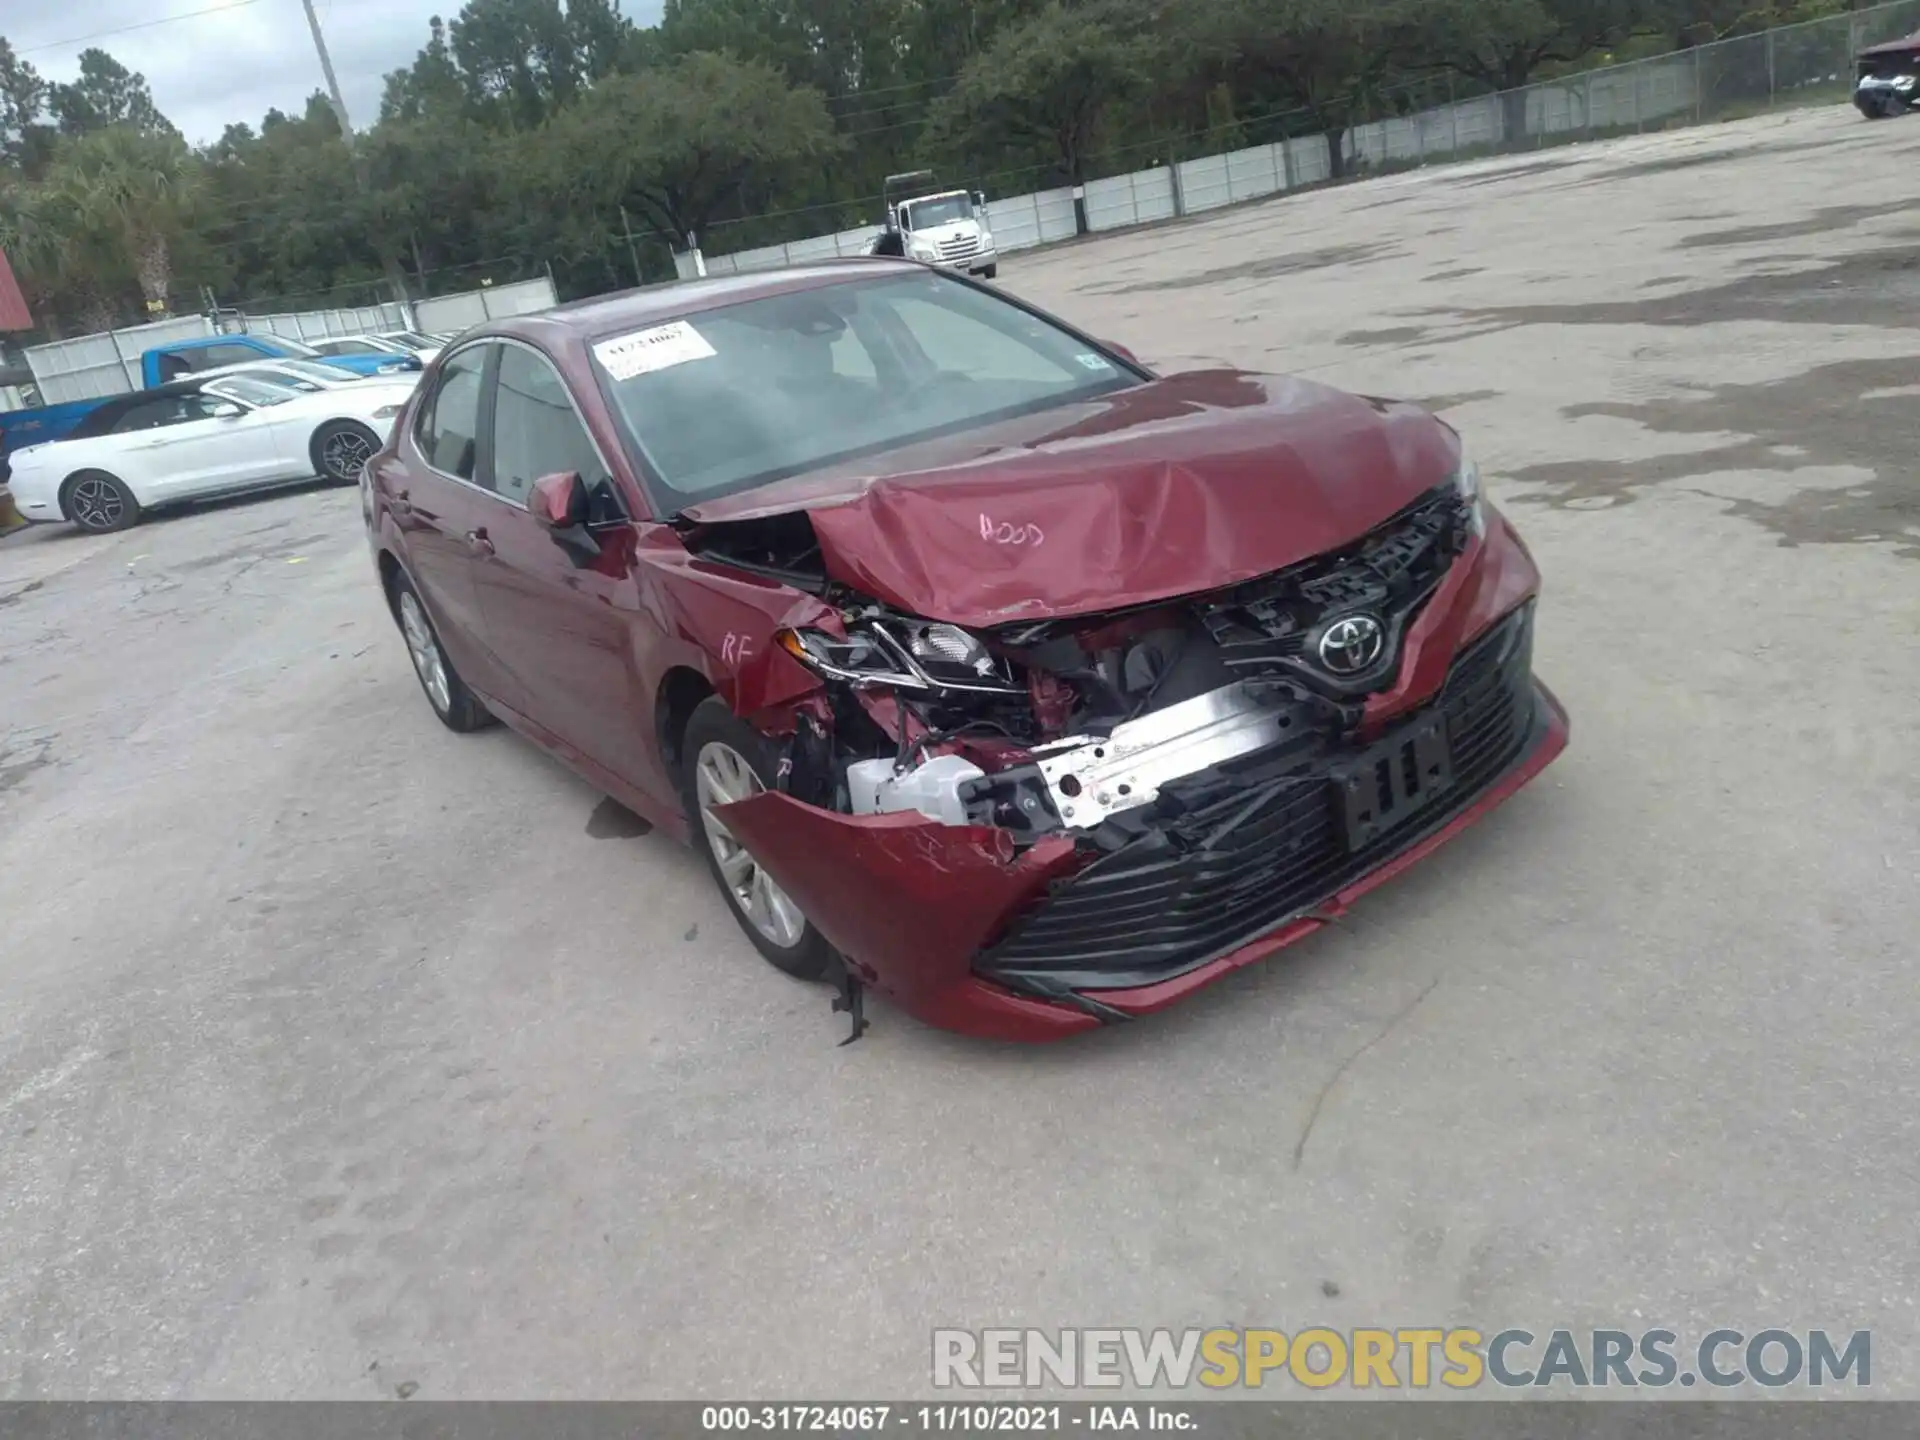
(866, 170), (999, 279)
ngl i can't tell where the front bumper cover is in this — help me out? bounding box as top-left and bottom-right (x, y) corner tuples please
(715, 510), (1568, 1041)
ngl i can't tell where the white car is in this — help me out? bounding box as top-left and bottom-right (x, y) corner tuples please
(198, 357), (404, 392)
(7, 372), (416, 533)
(306, 334), (423, 364)
(373, 330), (446, 362)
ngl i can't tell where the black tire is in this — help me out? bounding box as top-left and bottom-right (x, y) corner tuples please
(979, 263), (999, 280)
(311, 420), (381, 486)
(679, 696), (833, 980)
(388, 570), (493, 733)
(62, 470), (140, 533)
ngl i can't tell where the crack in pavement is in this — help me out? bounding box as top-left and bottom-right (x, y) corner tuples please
(1293, 974), (1443, 1170)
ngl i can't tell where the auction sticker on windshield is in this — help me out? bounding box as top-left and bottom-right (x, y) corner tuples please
(594, 321), (717, 381)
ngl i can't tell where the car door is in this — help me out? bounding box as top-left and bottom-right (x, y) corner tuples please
(393, 343), (513, 702)
(198, 379), (303, 482)
(466, 340), (658, 793)
(119, 393), (273, 499)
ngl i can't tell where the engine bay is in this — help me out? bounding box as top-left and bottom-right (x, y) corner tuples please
(685, 481), (1476, 849)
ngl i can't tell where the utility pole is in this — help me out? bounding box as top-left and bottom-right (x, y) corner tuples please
(619, 206), (645, 287)
(302, 0), (413, 310)
(301, 0), (354, 140)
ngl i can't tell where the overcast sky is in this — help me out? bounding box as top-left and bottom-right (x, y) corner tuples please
(10, 0), (664, 143)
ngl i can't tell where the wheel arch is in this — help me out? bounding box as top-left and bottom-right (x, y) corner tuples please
(655, 666), (717, 776)
(58, 467), (132, 523)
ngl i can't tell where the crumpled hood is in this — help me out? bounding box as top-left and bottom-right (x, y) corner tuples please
(681, 369), (1462, 628)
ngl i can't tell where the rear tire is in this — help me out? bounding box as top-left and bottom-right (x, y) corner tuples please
(312, 420), (381, 485)
(62, 470), (140, 533)
(680, 696), (833, 980)
(389, 571), (493, 733)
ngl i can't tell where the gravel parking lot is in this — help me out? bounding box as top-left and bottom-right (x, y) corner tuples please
(2, 104), (1917, 1400)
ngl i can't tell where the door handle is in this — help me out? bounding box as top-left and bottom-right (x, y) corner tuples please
(466, 528), (495, 558)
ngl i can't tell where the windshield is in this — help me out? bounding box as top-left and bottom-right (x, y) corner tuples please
(274, 359), (357, 385)
(317, 338), (393, 356)
(271, 337), (321, 357)
(592, 271), (1135, 510)
(238, 368), (322, 392)
(382, 332), (437, 351)
(209, 375), (300, 407)
(902, 195), (973, 230)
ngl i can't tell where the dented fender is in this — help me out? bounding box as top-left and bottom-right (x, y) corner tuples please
(634, 526), (840, 721)
(712, 792), (1094, 1033)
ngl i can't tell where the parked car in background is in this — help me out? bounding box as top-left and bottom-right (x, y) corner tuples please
(1855, 31), (1920, 116)
(306, 334), (425, 365)
(0, 334), (422, 463)
(144, 333), (420, 383)
(200, 357), (410, 392)
(363, 260), (1568, 1042)
(8, 370), (415, 532)
(374, 330), (449, 362)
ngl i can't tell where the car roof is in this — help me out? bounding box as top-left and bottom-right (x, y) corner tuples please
(491, 258), (921, 345)
(66, 378), (216, 436)
(1859, 32), (1920, 56)
(98, 377), (213, 407)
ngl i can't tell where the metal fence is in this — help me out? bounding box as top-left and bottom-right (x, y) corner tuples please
(249, 302), (413, 346)
(415, 278), (560, 335)
(687, 0), (1920, 277)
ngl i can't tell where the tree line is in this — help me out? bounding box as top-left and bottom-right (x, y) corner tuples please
(0, 0), (1895, 336)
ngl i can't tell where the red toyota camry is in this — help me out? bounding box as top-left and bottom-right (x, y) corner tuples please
(363, 260), (1567, 1042)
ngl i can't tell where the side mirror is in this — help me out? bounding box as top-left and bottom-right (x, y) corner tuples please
(208, 401), (244, 419)
(528, 470), (602, 566)
(529, 469), (588, 529)
(974, 191), (988, 209)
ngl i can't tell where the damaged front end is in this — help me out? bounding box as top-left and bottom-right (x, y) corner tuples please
(688, 471), (1567, 1041)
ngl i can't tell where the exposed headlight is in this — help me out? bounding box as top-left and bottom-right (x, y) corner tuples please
(372, 404), (403, 419)
(1452, 447), (1487, 538)
(908, 241), (940, 262)
(778, 619), (1019, 694)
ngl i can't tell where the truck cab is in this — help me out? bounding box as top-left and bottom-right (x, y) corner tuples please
(144, 335), (421, 384)
(867, 171), (999, 279)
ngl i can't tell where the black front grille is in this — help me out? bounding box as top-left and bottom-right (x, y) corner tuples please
(977, 606), (1541, 992)
(1198, 484), (1472, 692)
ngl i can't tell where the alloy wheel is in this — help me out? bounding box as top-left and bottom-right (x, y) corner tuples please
(398, 590), (451, 715)
(695, 741), (806, 948)
(322, 430), (375, 482)
(70, 475), (124, 531)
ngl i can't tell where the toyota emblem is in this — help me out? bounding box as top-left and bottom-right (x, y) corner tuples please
(1317, 615), (1386, 675)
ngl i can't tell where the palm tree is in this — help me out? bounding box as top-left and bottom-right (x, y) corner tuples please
(44, 126), (198, 319)
(1, 127), (199, 332)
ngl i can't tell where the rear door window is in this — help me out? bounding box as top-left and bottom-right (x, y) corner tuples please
(414, 346), (491, 481)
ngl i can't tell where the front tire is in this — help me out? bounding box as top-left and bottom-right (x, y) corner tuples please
(680, 696), (833, 980)
(62, 470), (140, 533)
(390, 572), (493, 733)
(312, 420), (380, 485)
(979, 263), (999, 280)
